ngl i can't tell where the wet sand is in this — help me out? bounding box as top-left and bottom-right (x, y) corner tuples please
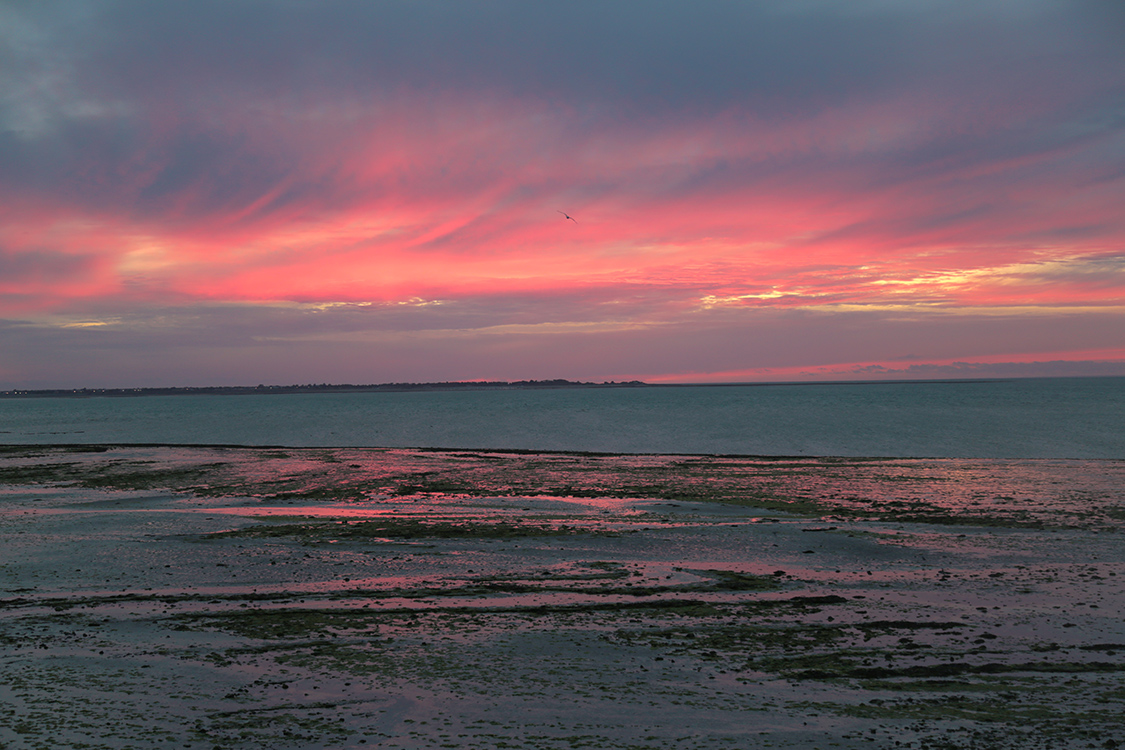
(1, 445), (1123, 749)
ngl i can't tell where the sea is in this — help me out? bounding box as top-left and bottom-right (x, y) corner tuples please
(1, 377), (1123, 459)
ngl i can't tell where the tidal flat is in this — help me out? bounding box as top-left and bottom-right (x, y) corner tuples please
(1, 445), (1123, 749)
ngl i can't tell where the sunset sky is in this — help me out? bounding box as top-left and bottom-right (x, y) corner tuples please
(2, 1), (1124, 388)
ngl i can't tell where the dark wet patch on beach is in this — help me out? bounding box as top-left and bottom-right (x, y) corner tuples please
(2, 444), (1124, 749)
(157, 592), (1125, 749)
(2, 444), (1123, 529)
(205, 518), (606, 542)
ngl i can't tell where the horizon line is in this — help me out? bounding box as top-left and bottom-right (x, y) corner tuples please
(4, 373), (1123, 397)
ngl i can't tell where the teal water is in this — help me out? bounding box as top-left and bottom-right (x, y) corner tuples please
(1, 377), (1122, 458)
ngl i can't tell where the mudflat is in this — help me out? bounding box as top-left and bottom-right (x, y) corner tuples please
(1, 445), (1123, 749)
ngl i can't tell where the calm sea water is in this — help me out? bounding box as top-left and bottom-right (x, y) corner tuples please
(1, 377), (1122, 459)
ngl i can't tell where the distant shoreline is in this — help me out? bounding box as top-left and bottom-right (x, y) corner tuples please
(0, 377), (1023, 399)
(0, 380), (645, 399)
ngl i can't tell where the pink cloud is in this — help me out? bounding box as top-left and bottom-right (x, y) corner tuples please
(2, 2), (1124, 386)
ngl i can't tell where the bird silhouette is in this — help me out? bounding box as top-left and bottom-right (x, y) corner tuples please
(557, 210), (577, 223)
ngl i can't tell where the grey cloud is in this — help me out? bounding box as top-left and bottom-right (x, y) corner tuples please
(9, 1), (1121, 126)
(130, 131), (301, 219)
(102, 3), (1125, 108)
(1016, 254), (1125, 290)
(26, 287), (689, 344)
(0, 248), (101, 296)
(3, 0), (1122, 225)
(5, 300), (1124, 388)
(76, 1), (905, 112)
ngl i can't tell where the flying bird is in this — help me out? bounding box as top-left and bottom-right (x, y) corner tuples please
(557, 210), (577, 223)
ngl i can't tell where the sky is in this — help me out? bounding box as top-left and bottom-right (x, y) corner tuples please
(2, 0), (1124, 388)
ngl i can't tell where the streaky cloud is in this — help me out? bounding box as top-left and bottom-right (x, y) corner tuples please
(1, 1), (1123, 386)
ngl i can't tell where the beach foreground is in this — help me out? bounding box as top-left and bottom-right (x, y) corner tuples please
(1, 446), (1123, 749)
